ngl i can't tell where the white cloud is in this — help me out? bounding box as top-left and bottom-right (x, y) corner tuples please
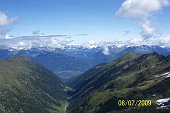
(127, 36), (170, 47)
(102, 46), (110, 55)
(0, 11), (18, 26)
(117, 0), (170, 18)
(32, 29), (46, 36)
(139, 19), (156, 39)
(32, 29), (41, 36)
(4, 34), (13, 39)
(0, 11), (17, 39)
(0, 34), (75, 50)
(117, 0), (170, 39)
(0, 28), (13, 39)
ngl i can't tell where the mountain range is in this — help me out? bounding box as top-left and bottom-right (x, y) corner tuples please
(0, 51), (170, 113)
(0, 45), (170, 81)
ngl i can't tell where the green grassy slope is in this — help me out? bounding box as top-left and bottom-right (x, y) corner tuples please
(68, 52), (170, 113)
(0, 56), (67, 113)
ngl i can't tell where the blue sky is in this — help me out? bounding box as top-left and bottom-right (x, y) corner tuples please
(0, 0), (170, 44)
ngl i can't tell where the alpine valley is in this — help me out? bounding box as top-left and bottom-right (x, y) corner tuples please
(0, 44), (170, 113)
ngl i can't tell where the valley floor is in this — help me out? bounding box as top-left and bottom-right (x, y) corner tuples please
(48, 101), (69, 113)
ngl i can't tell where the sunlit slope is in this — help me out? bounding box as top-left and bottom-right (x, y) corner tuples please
(68, 52), (170, 113)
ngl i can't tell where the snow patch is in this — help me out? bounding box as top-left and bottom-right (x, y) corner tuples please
(162, 72), (170, 78)
(162, 72), (170, 76)
(157, 105), (170, 110)
(156, 98), (170, 106)
(156, 71), (170, 78)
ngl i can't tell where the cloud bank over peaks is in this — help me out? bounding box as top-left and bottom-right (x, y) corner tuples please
(0, 35), (170, 50)
(117, 0), (170, 39)
(84, 37), (170, 48)
(0, 34), (75, 50)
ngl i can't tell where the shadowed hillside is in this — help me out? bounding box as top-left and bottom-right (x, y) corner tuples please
(0, 56), (67, 113)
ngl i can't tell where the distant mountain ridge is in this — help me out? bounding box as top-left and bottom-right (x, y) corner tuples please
(0, 45), (170, 81)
